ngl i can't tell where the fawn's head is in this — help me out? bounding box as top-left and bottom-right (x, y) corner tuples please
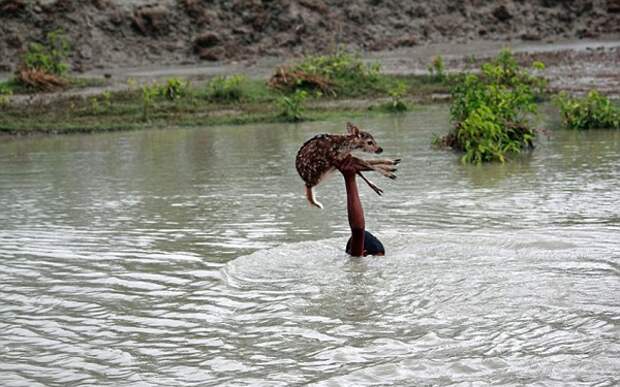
(345, 122), (383, 154)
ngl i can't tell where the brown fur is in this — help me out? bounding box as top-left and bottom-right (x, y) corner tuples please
(295, 122), (398, 208)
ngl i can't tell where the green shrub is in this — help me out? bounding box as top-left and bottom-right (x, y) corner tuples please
(277, 89), (308, 122)
(89, 96), (100, 114)
(457, 105), (534, 163)
(102, 91), (112, 110)
(142, 82), (160, 122)
(428, 55), (445, 82)
(554, 90), (620, 130)
(379, 81), (409, 112)
(206, 75), (245, 102)
(273, 51), (382, 96)
(161, 78), (189, 101)
(0, 84), (12, 107)
(89, 91), (112, 114)
(23, 29), (70, 75)
(438, 49), (544, 164)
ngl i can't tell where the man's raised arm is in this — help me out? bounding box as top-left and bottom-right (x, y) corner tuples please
(337, 156), (365, 256)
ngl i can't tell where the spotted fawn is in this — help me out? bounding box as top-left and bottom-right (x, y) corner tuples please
(295, 122), (399, 209)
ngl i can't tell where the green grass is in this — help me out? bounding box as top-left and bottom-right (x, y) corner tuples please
(0, 71), (455, 135)
(0, 89), (370, 134)
(554, 90), (620, 130)
(0, 76), (107, 94)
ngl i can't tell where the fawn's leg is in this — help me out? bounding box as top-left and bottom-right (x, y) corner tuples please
(357, 172), (383, 196)
(366, 159), (399, 178)
(366, 158), (401, 166)
(346, 156), (396, 195)
(339, 156), (383, 195)
(352, 157), (397, 180)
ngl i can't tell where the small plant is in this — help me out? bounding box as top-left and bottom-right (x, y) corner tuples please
(436, 49), (544, 163)
(127, 78), (138, 90)
(277, 89), (308, 122)
(554, 90), (620, 130)
(102, 91), (112, 111)
(457, 105), (533, 163)
(23, 29), (70, 75)
(160, 78), (189, 101)
(206, 75), (245, 102)
(14, 30), (71, 91)
(90, 96), (100, 114)
(380, 81), (409, 112)
(88, 91), (111, 114)
(428, 55), (445, 82)
(269, 51), (382, 96)
(0, 84), (12, 107)
(141, 82), (160, 122)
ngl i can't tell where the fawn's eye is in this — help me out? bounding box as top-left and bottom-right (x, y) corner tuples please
(366, 140), (373, 145)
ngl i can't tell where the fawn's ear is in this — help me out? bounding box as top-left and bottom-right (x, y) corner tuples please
(346, 122), (360, 136)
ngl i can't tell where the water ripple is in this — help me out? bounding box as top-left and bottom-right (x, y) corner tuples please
(1, 112), (619, 385)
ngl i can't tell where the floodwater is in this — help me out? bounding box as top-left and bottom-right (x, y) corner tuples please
(0, 108), (619, 386)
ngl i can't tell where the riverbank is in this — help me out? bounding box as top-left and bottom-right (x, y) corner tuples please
(1, 0), (618, 72)
(0, 72), (454, 135)
(1, 39), (619, 135)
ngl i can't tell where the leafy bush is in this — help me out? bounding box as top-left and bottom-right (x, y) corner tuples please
(0, 84), (12, 107)
(23, 30), (70, 75)
(554, 90), (620, 130)
(89, 91), (112, 114)
(142, 82), (160, 122)
(428, 55), (445, 82)
(456, 105), (534, 163)
(277, 90), (308, 122)
(270, 51), (382, 96)
(160, 78), (189, 101)
(438, 49), (544, 164)
(379, 81), (409, 112)
(89, 96), (100, 114)
(206, 75), (246, 102)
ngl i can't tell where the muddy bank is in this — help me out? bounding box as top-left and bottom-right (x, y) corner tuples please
(4, 39), (619, 108)
(374, 39), (620, 96)
(1, 0), (619, 72)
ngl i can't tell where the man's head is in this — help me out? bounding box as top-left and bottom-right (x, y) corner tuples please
(346, 230), (385, 256)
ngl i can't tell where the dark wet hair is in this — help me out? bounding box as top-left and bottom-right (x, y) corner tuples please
(345, 230), (385, 256)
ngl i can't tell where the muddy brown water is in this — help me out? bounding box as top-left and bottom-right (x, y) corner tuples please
(0, 107), (619, 385)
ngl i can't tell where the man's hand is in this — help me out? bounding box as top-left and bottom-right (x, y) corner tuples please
(336, 155), (387, 196)
(335, 155), (359, 178)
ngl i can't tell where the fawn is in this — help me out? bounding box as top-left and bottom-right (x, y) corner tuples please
(295, 122), (400, 209)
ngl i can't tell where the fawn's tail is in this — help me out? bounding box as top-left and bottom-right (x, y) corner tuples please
(305, 186), (323, 209)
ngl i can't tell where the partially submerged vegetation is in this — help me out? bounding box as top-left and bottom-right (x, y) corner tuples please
(277, 90), (309, 122)
(435, 49), (547, 164)
(554, 90), (620, 130)
(0, 50), (454, 134)
(376, 81), (410, 113)
(428, 55), (446, 82)
(1, 44), (618, 167)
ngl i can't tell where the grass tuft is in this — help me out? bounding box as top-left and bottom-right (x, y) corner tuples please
(554, 90), (620, 130)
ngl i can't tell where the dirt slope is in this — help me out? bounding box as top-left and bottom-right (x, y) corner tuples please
(1, 0), (619, 72)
